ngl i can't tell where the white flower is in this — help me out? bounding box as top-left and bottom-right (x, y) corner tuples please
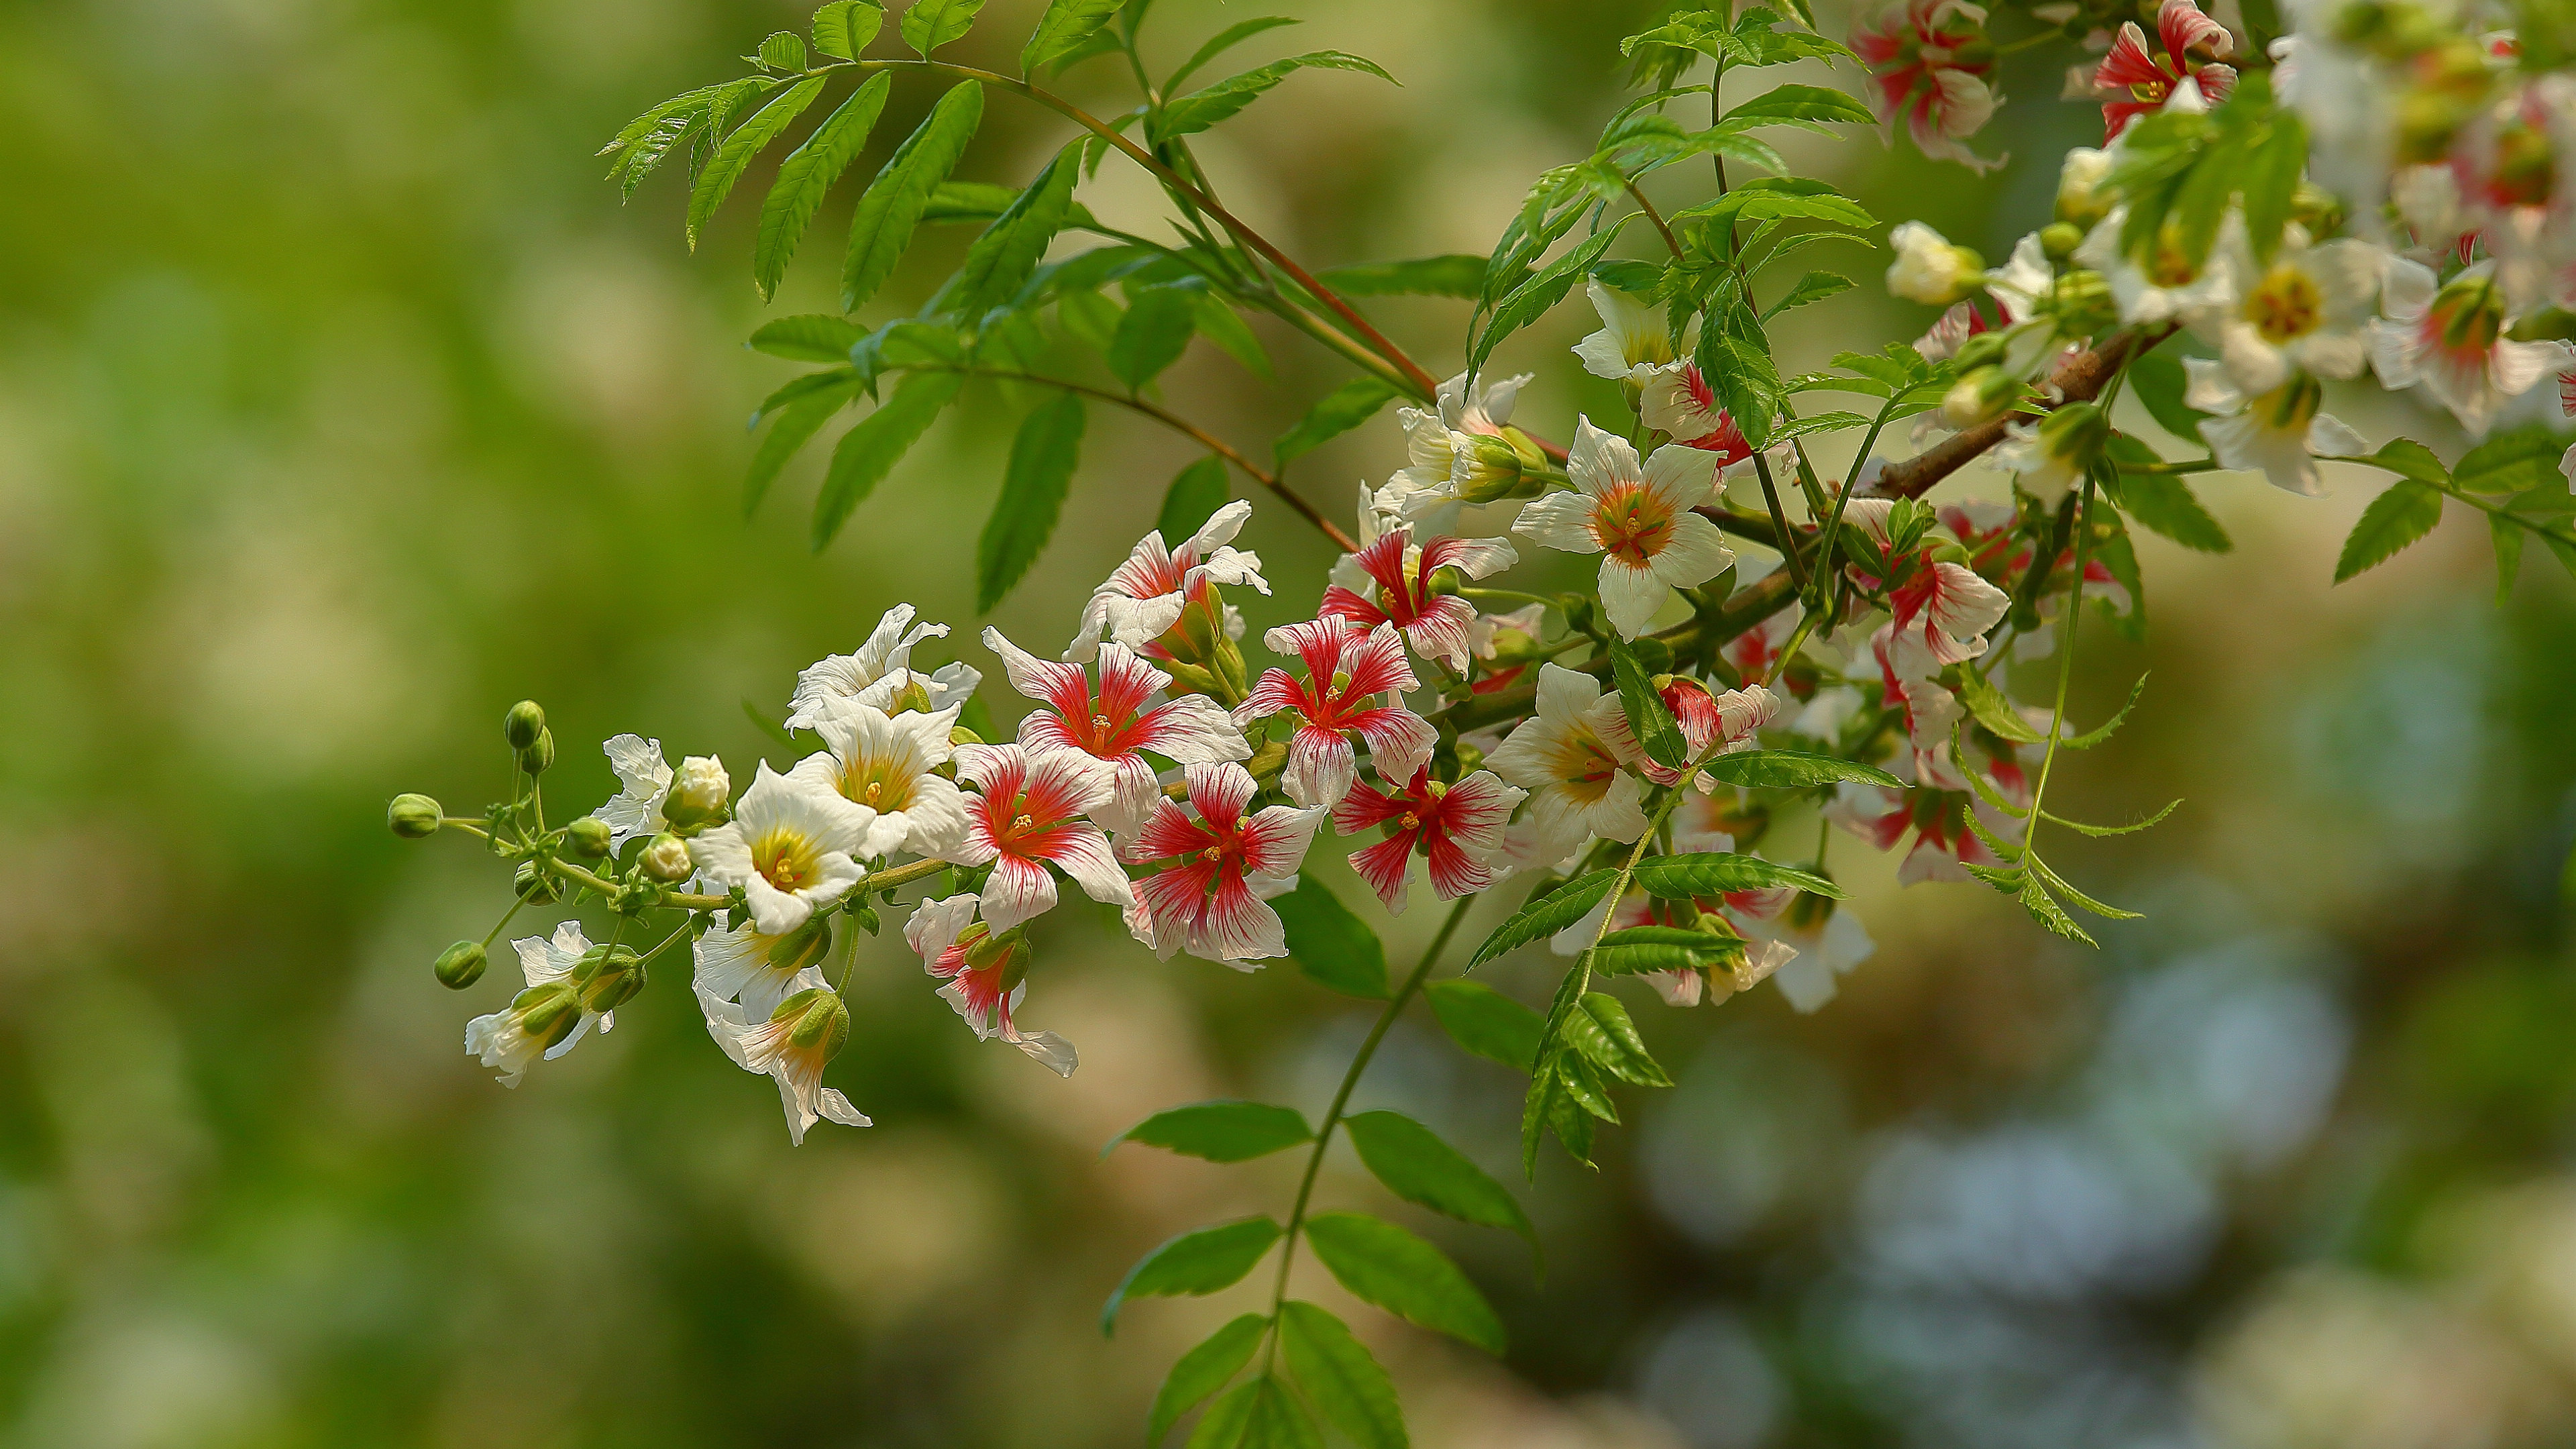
(2074, 205), (2237, 329)
(1376, 370), (1533, 533)
(1982, 231), (2056, 325)
(788, 697), (971, 857)
(983, 627), (1249, 839)
(1988, 401), (2108, 506)
(2214, 231), (2384, 394)
(594, 734), (673, 849)
(1573, 278), (1682, 382)
(695, 968), (871, 1145)
(1511, 417), (1732, 638)
(1886, 221), (1985, 305)
(464, 922), (614, 1087)
(2184, 359), (2369, 497)
(1066, 500), (1269, 663)
(2369, 259), (2569, 438)
(692, 914), (833, 1024)
(686, 763), (870, 935)
(787, 604), (977, 731)
(1751, 902), (1876, 1012)
(2561, 439), (2576, 492)
(1487, 663), (1649, 853)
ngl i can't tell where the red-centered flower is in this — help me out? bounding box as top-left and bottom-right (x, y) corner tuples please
(1636, 364), (1794, 479)
(2090, 0), (2237, 141)
(1320, 524), (1518, 672)
(905, 892), (1075, 1076)
(1841, 499), (2012, 667)
(1119, 761), (1326, 965)
(1640, 679), (1784, 788)
(1851, 0), (2005, 170)
(983, 628), (1250, 838)
(1067, 500), (1271, 663)
(949, 743), (1135, 934)
(1331, 767), (1526, 913)
(1236, 619), (1437, 808)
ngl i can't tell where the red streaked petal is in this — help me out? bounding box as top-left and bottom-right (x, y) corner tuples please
(1347, 832), (1419, 912)
(1240, 803), (1325, 878)
(1196, 867), (1288, 962)
(1183, 760), (1258, 830)
(1330, 776), (1409, 835)
(1424, 830), (1497, 900)
(1124, 798), (1217, 862)
(1339, 623), (1420, 698)
(1094, 643), (1165, 726)
(1350, 527), (1411, 596)
(1319, 584), (1391, 629)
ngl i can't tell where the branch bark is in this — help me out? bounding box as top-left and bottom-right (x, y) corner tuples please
(1866, 327), (2167, 500)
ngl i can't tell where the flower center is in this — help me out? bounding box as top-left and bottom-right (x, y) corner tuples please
(1593, 484), (1675, 565)
(1010, 812), (1035, 835)
(2246, 265), (2324, 343)
(841, 759), (911, 814)
(751, 828), (820, 893)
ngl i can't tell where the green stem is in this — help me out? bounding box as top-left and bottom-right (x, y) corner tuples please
(2018, 472), (2100, 858)
(1750, 451), (1811, 595)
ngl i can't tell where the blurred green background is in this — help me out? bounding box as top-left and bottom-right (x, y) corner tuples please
(6, 0), (2576, 1444)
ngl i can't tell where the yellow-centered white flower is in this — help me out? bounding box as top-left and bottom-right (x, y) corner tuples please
(694, 966), (871, 1146)
(1511, 416), (1732, 638)
(2212, 229), (2383, 394)
(786, 604), (979, 731)
(2183, 358), (2368, 497)
(464, 922), (614, 1087)
(1573, 278), (1683, 382)
(686, 763), (870, 936)
(1487, 663), (1650, 854)
(788, 697), (971, 858)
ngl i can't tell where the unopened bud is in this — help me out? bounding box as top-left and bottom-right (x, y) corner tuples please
(773, 986), (852, 1060)
(503, 700), (546, 750)
(388, 794), (442, 839)
(566, 816), (612, 859)
(2053, 146), (2115, 228)
(1453, 434), (1538, 504)
(1941, 366), (2025, 429)
(514, 980), (584, 1049)
(1425, 566), (1465, 597)
(1886, 221), (1984, 306)
(433, 940), (486, 989)
(1163, 661), (1224, 696)
(641, 833), (694, 882)
(514, 861), (560, 904)
(2039, 222), (2084, 260)
(661, 755), (731, 832)
(885, 676), (934, 715)
(573, 943), (645, 1014)
(517, 728), (555, 775)
(2037, 401), (2110, 474)
(766, 917), (833, 975)
(1952, 331), (2010, 374)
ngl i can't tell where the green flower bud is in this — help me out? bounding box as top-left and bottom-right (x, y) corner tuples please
(566, 816), (612, 859)
(433, 940), (486, 989)
(773, 986), (852, 1060)
(661, 756), (731, 833)
(1941, 366), (2025, 429)
(514, 861), (561, 904)
(516, 727), (555, 776)
(1454, 435), (1541, 504)
(766, 917), (833, 975)
(2039, 222), (2084, 260)
(504, 700), (546, 750)
(513, 980), (584, 1050)
(387, 794), (442, 839)
(640, 833), (694, 882)
(1951, 331), (2010, 374)
(573, 943), (645, 1014)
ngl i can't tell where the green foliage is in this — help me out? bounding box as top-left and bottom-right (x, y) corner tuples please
(1468, 871), (1617, 969)
(1158, 455), (1235, 547)
(1108, 284), (1200, 389)
(1956, 667), (2049, 744)
(1191, 1377), (1321, 1449)
(1342, 1112), (1535, 1248)
(1607, 634), (1687, 769)
(811, 1), (885, 59)
(1469, 225), (1625, 379)
(2453, 428), (2567, 496)
(1723, 83), (1874, 125)
(1275, 1302), (1406, 1449)
(1150, 1314), (1269, 1446)
(1300, 1213), (1505, 1354)
(843, 80), (985, 313)
(1274, 378), (1400, 468)
(1682, 176), (1875, 231)
(1275, 876), (1390, 998)
(1111, 1100), (1314, 1162)
(1591, 925), (1743, 976)
(1561, 993), (1670, 1087)
(1102, 1217), (1283, 1334)
(2493, 513), (2526, 604)
(902, 0), (987, 56)
(1764, 269), (1855, 317)
(689, 78), (824, 251)
(757, 75), (894, 299)
(1629, 851), (1843, 898)
(1424, 979), (1543, 1071)
(2109, 451), (2233, 555)
(2126, 350), (2208, 440)
(977, 392), (1083, 610)
(1313, 256), (1487, 299)
(955, 146), (1081, 320)
(744, 389), (855, 518)
(2334, 480), (2445, 583)
(1168, 18), (1303, 93)
(1620, 7), (1851, 65)
(2110, 72), (2306, 270)
(812, 369), (962, 547)
(757, 31), (810, 72)
(748, 310), (867, 360)
(1701, 749), (1901, 790)
(1021, 0), (1127, 74)
(1152, 53), (1396, 144)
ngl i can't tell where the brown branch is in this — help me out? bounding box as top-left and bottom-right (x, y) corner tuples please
(1867, 327), (2171, 500)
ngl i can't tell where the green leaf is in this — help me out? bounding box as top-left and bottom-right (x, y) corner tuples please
(1629, 851), (1845, 900)
(1344, 1112), (1534, 1247)
(1168, 17), (1301, 93)
(1102, 1217), (1283, 1335)
(1467, 870), (1617, 969)
(754, 75), (894, 299)
(1301, 1213), (1505, 1354)
(2125, 349), (2207, 441)
(812, 368), (962, 548)
(688, 78), (825, 250)
(976, 392), (1083, 610)
(1274, 377), (1399, 468)
(1108, 284), (1200, 388)
(2028, 853), (2141, 922)
(2544, 532), (2576, 583)
(1021, 0), (1125, 72)
(2057, 671), (2150, 750)
(1606, 633), (1688, 769)
(1150, 1314), (1269, 1448)
(1762, 270), (1854, 319)
(1562, 993), (1670, 1087)
(2332, 480), (2445, 583)
(1275, 875), (1389, 998)
(2454, 427), (2564, 496)
(745, 385), (859, 518)
(920, 179), (1025, 222)
(1955, 667), (2049, 744)
(1275, 1302), (1407, 1449)
(1682, 176), (1875, 231)
(1110, 1100), (1313, 1163)
(749, 313), (870, 362)
(2116, 471), (2233, 553)
(1187, 1380), (1263, 1449)
(812, 1), (885, 58)
(1696, 331), (1782, 449)
(1723, 83), (1874, 125)
(759, 30), (810, 70)
(1700, 749), (1902, 790)
(902, 0), (985, 55)
(1242, 1379), (1323, 1449)
(1313, 255), (1487, 299)
(2345, 436), (2449, 486)
(753, 365), (869, 425)
(2492, 513), (2527, 604)
(1424, 979), (1543, 1073)
(1153, 52), (1396, 143)
(843, 80), (985, 313)
(2042, 799), (2182, 837)
(1191, 292), (1274, 378)
(2015, 871), (2097, 946)
(956, 144), (1080, 318)
(1468, 224), (1624, 380)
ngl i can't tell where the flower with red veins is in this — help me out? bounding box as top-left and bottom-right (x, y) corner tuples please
(1236, 619), (1438, 809)
(2088, 0), (2237, 142)
(1118, 761), (1326, 967)
(906, 893), (1077, 1076)
(1067, 499), (1270, 663)
(2371, 258), (2571, 437)
(1466, 603), (1548, 698)
(1320, 519), (1518, 673)
(1637, 364), (1795, 480)
(947, 743), (1135, 934)
(1547, 888), (1798, 1008)
(1936, 499), (2019, 570)
(1851, 0), (2006, 170)
(1913, 298), (1999, 362)
(1640, 678), (1784, 788)
(1488, 663), (1650, 851)
(1743, 892), (1877, 1012)
(1825, 762), (2016, 887)
(1332, 767), (1526, 913)
(1872, 625), (1971, 791)
(1841, 498), (2012, 665)
(1513, 416), (1733, 639)
(982, 627), (1248, 839)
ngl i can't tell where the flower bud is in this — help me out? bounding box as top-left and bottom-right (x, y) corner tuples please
(2039, 222), (2084, 260)
(773, 986), (851, 1061)
(1951, 331), (2010, 374)
(1452, 434), (1541, 504)
(388, 794), (442, 839)
(661, 755), (732, 832)
(566, 816), (612, 859)
(433, 940), (487, 989)
(514, 861), (560, 904)
(1453, 740), (1487, 775)
(573, 943), (645, 1014)
(1941, 366), (2025, 429)
(513, 980), (584, 1051)
(503, 700), (545, 750)
(766, 916), (833, 975)
(1886, 221), (1984, 306)
(1163, 661), (1224, 696)
(640, 832), (694, 882)
(2037, 401), (2110, 472)
(2053, 148), (2114, 228)
(517, 728), (555, 776)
